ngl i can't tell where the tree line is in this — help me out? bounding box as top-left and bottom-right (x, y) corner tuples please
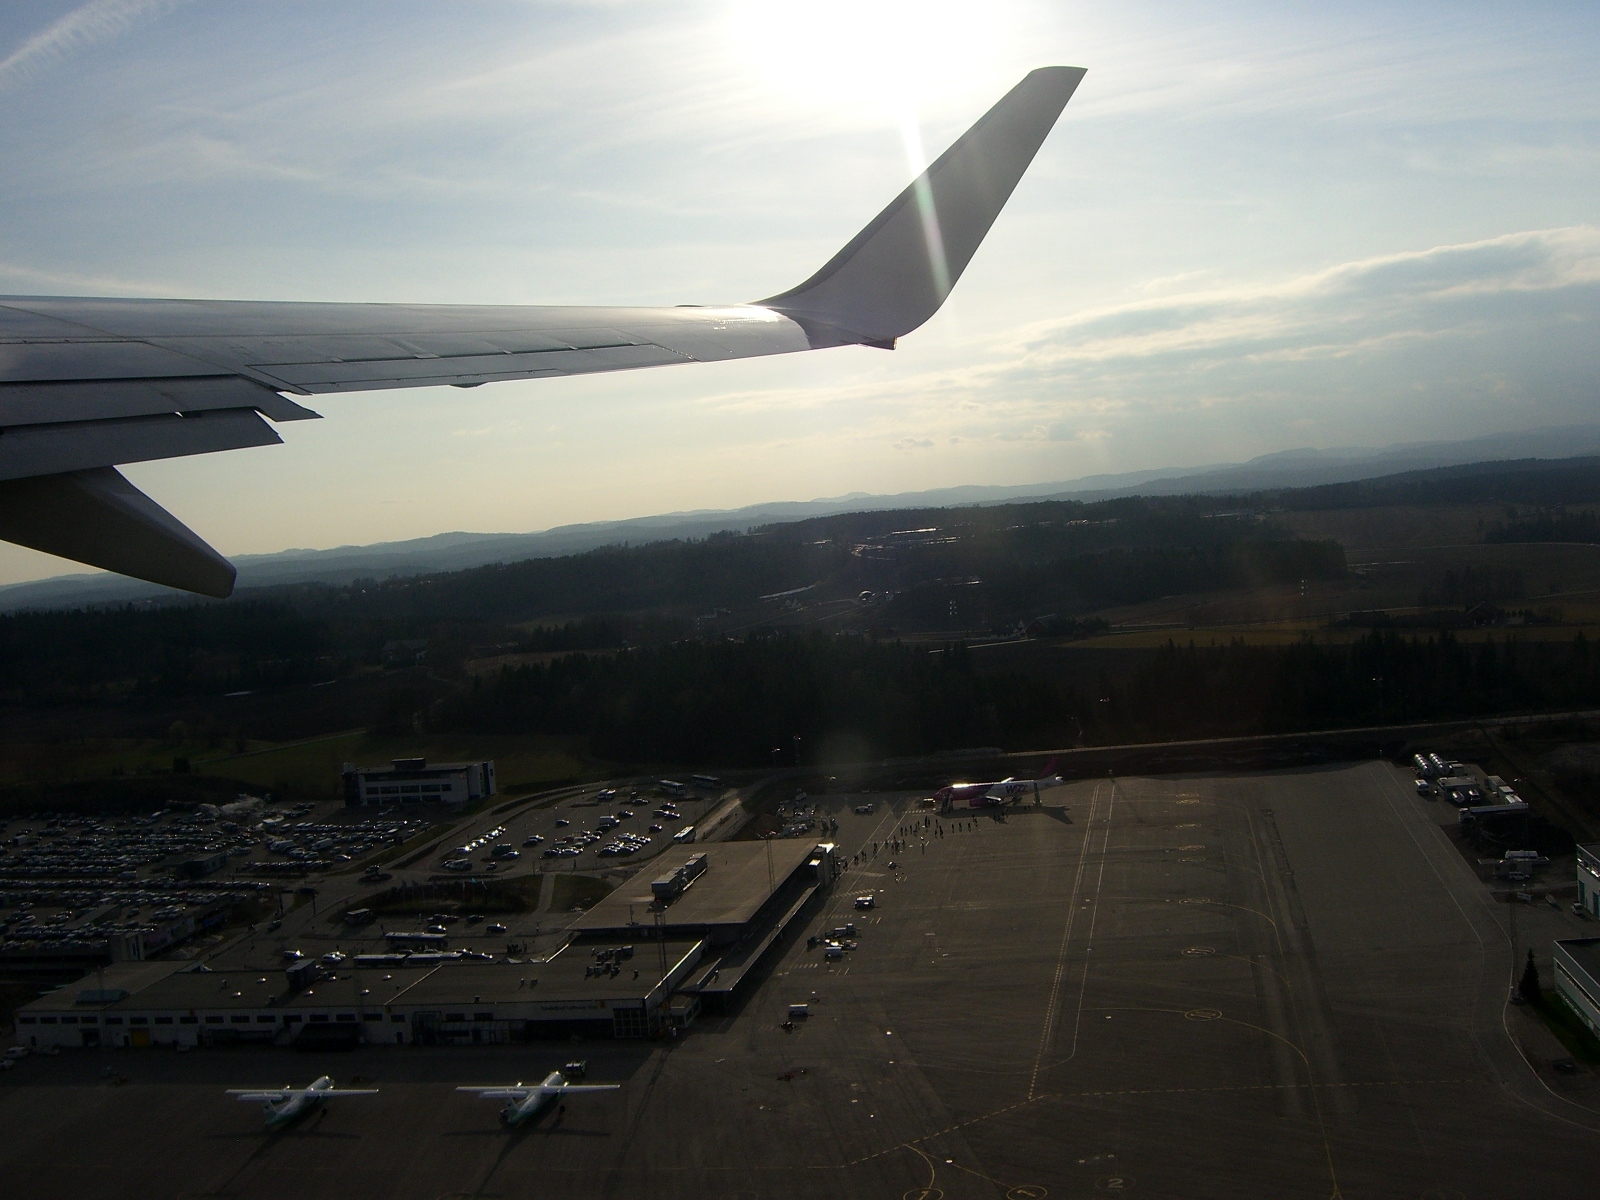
(432, 627), (1600, 765)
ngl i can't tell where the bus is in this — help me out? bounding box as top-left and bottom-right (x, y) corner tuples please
(672, 825), (697, 844)
(658, 779), (689, 798)
(691, 774), (722, 790)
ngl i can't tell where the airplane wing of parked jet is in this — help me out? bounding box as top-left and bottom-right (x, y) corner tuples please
(227, 1087), (381, 1101)
(0, 66), (1083, 598)
(457, 1083), (622, 1098)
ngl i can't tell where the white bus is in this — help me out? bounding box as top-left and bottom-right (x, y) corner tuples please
(658, 779), (689, 798)
(672, 825), (697, 844)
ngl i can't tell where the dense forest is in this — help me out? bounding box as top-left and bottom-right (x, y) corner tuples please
(7, 456), (1600, 766)
(1239, 455), (1600, 512)
(0, 492), (1348, 703)
(1488, 509), (1600, 545)
(429, 628), (1600, 764)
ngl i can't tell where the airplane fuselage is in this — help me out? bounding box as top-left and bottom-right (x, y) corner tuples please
(935, 774), (1065, 809)
(265, 1076), (336, 1126)
(502, 1071), (566, 1126)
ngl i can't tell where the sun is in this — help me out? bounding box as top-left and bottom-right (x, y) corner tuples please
(724, 0), (1010, 123)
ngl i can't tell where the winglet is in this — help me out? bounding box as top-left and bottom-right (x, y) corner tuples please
(0, 467), (236, 597)
(757, 66), (1085, 345)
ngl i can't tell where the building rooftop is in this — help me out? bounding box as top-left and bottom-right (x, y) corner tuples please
(20, 936), (706, 1016)
(574, 840), (820, 935)
(1557, 936), (1600, 986)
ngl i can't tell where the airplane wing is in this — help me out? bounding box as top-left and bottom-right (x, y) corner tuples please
(551, 1084), (622, 1094)
(313, 1089), (381, 1097)
(456, 1086), (534, 1100)
(227, 1090), (293, 1102)
(0, 66), (1083, 598)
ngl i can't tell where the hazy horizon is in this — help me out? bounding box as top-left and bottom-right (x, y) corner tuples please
(1, 0), (1596, 586)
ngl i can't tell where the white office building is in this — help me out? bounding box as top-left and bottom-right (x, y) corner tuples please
(341, 758), (494, 808)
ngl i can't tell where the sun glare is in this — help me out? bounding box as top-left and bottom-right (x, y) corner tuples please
(724, 0), (1010, 127)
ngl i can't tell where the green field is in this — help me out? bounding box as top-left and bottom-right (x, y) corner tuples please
(0, 731), (599, 801)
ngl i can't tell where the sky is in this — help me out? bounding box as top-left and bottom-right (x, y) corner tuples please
(1, 0), (1598, 585)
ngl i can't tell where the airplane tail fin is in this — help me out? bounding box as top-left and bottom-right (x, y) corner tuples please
(1039, 757), (1058, 778)
(757, 66), (1084, 347)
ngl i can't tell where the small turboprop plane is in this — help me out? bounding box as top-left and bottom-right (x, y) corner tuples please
(934, 759), (1066, 809)
(225, 1075), (380, 1127)
(457, 1067), (620, 1127)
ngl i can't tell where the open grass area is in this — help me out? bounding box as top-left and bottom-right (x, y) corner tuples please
(0, 731), (599, 800)
(1533, 992), (1600, 1064)
(332, 876), (544, 924)
(550, 874), (614, 912)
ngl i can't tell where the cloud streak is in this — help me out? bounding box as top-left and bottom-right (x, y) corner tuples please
(0, 0), (181, 91)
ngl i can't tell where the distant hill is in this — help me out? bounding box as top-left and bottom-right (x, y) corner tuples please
(6, 422), (1600, 612)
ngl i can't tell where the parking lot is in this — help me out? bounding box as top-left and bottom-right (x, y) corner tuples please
(3, 762), (1598, 1198)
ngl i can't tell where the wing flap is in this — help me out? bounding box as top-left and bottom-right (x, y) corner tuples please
(0, 409), (280, 482)
(0, 467), (237, 597)
(0, 376), (317, 427)
(456, 1087), (532, 1100)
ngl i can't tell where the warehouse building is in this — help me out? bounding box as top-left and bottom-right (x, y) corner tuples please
(16, 840), (838, 1048)
(341, 758), (495, 808)
(1553, 937), (1600, 1039)
(1578, 844), (1600, 919)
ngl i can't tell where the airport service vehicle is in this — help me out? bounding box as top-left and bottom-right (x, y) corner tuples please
(855, 895), (875, 910)
(853, 804), (874, 815)
(0, 68), (1081, 599)
(692, 775), (722, 789)
(226, 1075), (379, 1128)
(934, 759), (1065, 809)
(457, 1069), (619, 1127)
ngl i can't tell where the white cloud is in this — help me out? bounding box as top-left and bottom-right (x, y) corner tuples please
(1011, 226), (1600, 372)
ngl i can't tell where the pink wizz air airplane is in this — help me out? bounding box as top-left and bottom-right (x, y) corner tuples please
(934, 759), (1064, 809)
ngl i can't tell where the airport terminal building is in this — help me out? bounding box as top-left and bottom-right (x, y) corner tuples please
(16, 841), (836, 1049)
(341, 758), (495, 808)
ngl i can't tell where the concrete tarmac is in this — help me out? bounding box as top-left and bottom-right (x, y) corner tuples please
(3, 763), (1597, 1198)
